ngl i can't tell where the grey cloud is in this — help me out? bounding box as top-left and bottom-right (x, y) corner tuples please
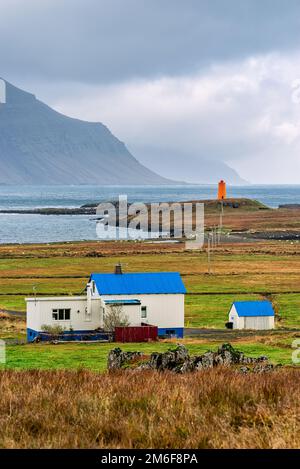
(49, 55), (300, 184)
(1, 0), (300, 84)
(1, 0), (300, 183)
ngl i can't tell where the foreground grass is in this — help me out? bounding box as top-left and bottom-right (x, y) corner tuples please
(0, 367), (299, 448)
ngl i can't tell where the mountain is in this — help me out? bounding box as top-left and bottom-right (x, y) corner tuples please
(0, 79), (172, 185)
(0, 79), (245, 185)
(131, 145), (247, 185)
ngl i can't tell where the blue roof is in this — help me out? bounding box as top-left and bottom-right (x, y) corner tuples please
(90, 272), (186, 295)
(104, 299), (141, 305)
(233, 301), (275, 317)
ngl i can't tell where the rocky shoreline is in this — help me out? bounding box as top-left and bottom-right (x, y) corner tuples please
(0, 207), (96, 215)
(1, 198), (299, 241)
(242, 231), (300, 240)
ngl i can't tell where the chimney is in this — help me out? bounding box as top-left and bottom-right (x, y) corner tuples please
(114, 263), (123, 274)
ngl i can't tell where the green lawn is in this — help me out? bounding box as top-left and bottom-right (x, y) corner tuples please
(0, 296), (26, 311)
(276, 294), (300, 328)
(0, 340), (295, 373)
(185, 293), (263, 328)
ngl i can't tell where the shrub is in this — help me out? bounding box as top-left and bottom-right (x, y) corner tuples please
(41, 324), (65, 336)
(103, 305), (130, 332)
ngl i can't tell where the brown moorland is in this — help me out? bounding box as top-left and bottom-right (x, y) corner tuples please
(0, 367), (299, 448)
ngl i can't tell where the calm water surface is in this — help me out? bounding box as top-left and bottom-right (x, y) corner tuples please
(0, 185), (299, 244)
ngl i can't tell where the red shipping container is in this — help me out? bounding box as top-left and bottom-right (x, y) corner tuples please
(115, 325), (158, 343)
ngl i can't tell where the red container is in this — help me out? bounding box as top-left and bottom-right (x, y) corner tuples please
(115, 325), (158, 343)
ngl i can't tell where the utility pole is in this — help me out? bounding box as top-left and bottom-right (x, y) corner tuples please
(33, 285), (37, 306)
(218, 200), (224, 245)
(207, 232), (213, 275)
(214, 226), (217, 248)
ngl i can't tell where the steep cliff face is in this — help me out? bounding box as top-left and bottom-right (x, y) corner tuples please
(0, 79), (171, 184)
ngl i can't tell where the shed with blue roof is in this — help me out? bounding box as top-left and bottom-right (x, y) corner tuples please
(228, 301), (275, 330)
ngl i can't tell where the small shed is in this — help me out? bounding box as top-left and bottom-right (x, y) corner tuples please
(228, 301), (275, 330)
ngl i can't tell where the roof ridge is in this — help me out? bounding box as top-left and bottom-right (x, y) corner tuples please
(91, 271), (180, 275)
(90, 271), (186, 295)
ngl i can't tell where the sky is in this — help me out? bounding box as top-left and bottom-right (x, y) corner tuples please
(1, 0), (300, 183)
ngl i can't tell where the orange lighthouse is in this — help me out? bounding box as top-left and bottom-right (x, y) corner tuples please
(218, 180), (226, 200)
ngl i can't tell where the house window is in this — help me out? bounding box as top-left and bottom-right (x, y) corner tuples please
(141, 306), (147, 319)
(92, 281), (96, 295)
(52, 308), (71, 321)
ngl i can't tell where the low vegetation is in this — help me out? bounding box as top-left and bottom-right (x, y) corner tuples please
(1, 337), (297, 372)
(0, 311), (25, 338)
(0, 367), (299, 448)
(0, 237), (298, 449)
(103, 304), (130, 332)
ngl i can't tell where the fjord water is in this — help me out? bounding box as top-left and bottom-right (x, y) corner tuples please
(0, 184), (299, 244)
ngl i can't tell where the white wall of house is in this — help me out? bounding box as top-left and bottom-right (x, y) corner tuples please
(243, 315), (274, 330)
(100, 293), (185, 329)
(26, 296), (102, 332)
(104, 303), (141, 326)
(27, 291), (184, 332)
(228, 305), (274, 330)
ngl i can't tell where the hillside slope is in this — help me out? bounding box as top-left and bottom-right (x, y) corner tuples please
(0, 79), (171, 185)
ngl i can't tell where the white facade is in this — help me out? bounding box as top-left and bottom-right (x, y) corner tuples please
(26, 296), (102, 334)
(101, 294), (184, 329)
(228, 304), (275, 330)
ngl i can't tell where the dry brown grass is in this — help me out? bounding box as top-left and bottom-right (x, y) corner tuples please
(205, 207), (300, 232)
(0, 312), (25, 335)
(0, 368), (299, 449)
(0, 240), (186, 259)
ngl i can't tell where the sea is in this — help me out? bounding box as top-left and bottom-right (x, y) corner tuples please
(0, 184), (299, 244)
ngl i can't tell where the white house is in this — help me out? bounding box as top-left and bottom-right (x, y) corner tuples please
(26, 267), (186, 342)
(228, 301), (275, 330)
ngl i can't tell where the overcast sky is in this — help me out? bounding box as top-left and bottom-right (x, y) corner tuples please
(1, 0), (300, 183)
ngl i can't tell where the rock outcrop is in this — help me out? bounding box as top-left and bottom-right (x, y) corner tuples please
(107, 343), (276, 374)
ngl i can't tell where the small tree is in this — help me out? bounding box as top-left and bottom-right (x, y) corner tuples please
(103, 304), (130, 332)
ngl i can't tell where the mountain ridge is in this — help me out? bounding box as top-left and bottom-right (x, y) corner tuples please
(0, 79), (245, 185)
(0, 79), (173, 185)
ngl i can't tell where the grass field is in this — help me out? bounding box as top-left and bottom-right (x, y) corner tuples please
(0, 239), (299, 372)
(0, 241), (299, 330)
(0, 367), (299, 448)
(0, 238), (299, 449)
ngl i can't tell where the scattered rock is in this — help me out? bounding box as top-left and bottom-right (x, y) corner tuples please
(239, 366), (250, 374)
(107, 347), (144, 370)
(253, 363), (275, 373)
(84, 251), (105, 258)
